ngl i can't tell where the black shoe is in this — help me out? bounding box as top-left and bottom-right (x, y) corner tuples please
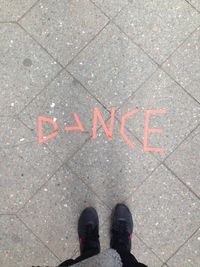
(78, 207), (100, 255)
(110, 203), (133, 252)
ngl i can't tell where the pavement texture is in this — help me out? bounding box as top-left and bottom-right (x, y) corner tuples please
(0, 0), (200, 266)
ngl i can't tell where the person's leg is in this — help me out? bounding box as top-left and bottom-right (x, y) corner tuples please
(59, 207), (100, 267)
(110, 203), (148, 267)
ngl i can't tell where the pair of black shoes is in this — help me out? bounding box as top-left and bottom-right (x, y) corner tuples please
(78, 203), (133, 255)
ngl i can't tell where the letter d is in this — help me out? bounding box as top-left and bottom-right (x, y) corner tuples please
(38, 117), (58, 144)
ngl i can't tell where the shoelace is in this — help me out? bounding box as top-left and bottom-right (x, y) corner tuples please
(82, 224), (99, 251)
(85, 224), (99, 241)
(112, 221), (130, 247)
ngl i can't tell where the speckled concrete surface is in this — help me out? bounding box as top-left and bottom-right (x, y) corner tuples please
(0, 1), (199, 267)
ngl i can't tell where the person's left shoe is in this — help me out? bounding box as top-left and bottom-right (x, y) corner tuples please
(78, 207), (100, 255)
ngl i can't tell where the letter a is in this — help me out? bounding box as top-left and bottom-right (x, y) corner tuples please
(64, 114), (85, 132)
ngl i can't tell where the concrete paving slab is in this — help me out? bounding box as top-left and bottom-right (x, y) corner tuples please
(118, 69), (200, 161)
(0, 142), (61, 213)
(168, 228), (200, 267)
(19, 70), (109, 162)
(0, 0), (37, 21)
(0, 215), (59, 267)
(162, 27), (200, 103)
(165, 125), (200, 198)
(19, 0), (109, 66)
(132, 235), (163, 267)
(67, 23), (157, 108)
(187, 0), (200, 11)
(127, 164), (200, 261)
(19, 165), (110, 261)
(91, 0), (129, 18)
(0, 23), (61, 116)
(114, 0), (200, 64)
(68, 120), (159, 208)
(0, 117), (35, 148)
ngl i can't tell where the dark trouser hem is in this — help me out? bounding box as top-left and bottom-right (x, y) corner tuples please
(117, 249), (148, 267)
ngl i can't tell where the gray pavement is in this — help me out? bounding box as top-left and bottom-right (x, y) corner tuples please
(0, 1), (200, 266)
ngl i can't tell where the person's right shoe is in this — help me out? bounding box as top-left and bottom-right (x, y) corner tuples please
(110, 203), (133, 252)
